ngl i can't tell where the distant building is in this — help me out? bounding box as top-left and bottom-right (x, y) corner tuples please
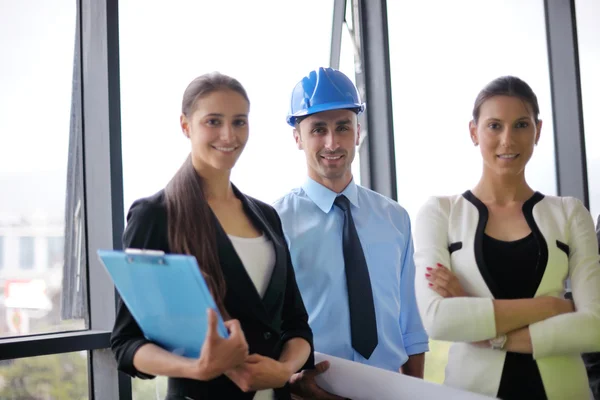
(0, 172), (76, 335)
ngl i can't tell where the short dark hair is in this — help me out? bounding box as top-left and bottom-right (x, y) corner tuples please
(472, 76), (540, 123)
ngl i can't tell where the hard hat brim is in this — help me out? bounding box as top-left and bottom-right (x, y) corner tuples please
(287, 101), (365, 126)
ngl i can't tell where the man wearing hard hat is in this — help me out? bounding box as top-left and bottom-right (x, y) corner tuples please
(273, 67), (429, 398)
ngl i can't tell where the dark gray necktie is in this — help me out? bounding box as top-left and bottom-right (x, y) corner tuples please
(334, 195), (378, 359)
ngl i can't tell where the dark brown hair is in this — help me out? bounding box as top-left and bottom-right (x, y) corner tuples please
(164, 72), (249, 312)
(472, 76), (540, 123)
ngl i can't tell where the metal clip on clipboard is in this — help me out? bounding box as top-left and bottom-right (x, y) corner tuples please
(124, 248), (167, 265)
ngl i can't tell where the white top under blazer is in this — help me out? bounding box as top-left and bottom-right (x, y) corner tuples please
(413, 191), (600, 400)
(227, 234), (276, 400)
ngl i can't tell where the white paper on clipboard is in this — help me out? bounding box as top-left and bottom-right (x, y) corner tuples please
(313, 352), (498, 400)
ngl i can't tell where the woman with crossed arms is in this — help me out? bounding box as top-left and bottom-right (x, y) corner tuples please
(414, 76), (600, 399)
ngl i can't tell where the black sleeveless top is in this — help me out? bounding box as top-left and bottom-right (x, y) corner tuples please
(483, 232), (547, 400)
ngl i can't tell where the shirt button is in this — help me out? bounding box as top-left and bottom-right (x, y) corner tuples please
(263, 331), (272, 340)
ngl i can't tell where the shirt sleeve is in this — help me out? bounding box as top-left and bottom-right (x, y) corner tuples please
(413, 196), (496, 342)
(109, 198), (167, 379)
(398, 209), (429, 356)
(529, 197), (600, 359)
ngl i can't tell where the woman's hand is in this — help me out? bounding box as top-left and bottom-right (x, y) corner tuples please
(189, 308), (249, 381)
(225, 354), (294, 392)
(425, 263), (468, 298)
(553, 297), (575, 315)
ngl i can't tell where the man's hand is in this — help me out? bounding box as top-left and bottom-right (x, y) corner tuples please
(470, 340), (491, 349)
(289, 361), (345, 400)
(425, 263), (468, 298)
(400, 353), (425, 379)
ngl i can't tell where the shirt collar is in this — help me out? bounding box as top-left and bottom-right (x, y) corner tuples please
(301, 176), (359, 213)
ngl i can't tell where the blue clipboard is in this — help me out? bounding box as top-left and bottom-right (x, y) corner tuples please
(97, 248), (228, 358)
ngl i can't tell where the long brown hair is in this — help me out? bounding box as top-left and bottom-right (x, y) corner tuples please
(164, 72), (250, 312)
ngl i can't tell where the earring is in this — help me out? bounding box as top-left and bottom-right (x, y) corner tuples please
(473, 142), (478, 146)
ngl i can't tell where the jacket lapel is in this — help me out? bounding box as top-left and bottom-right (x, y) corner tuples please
(462, 190), (504, 299)
(462, 190), (547, 299)
(237, 192), (287, 320)
(214, 186), (287, 329)
(214, 219), (273, 328)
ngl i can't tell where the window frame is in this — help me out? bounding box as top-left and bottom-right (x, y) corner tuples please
(0, 1), (589, 399)
(0, 0), (130, 398)
(544, 0), (589, 206)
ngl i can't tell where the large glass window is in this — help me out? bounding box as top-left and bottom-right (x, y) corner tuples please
(132, 376), (167, 400)
(387, 0), (556, 383)
(18, 237), (35, 270)
(339, 7), (363, 185)
(119, 1), (335, 211)
(575, 0), (600, 221)
(0, 352), (89, 399)
(388, 0), (557, 220)
(47, 236), (65, 269)
(0, 0), (85, 341)
(119, 5), (333, 396)
(0, 236), (4, 269)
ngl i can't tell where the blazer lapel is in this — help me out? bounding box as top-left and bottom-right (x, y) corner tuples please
(462, 190), (505, 299)
(214, 186), (287, 330)
(462, 190), (548, 300)
(522, 193), (548, 297)
(237, 193), (287, 320)
(214, 219), (272, 328)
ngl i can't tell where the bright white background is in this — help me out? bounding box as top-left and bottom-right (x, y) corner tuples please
(388, 0), (558, 220)
(119, 1), (335, 209)
(576, 0), (600, 221)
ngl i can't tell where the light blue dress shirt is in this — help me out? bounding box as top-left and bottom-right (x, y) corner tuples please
(273, 177), (429, 372)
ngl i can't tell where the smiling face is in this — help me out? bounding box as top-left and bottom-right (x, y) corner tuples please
(180, 89), (249, 173)
(470, 95), (542, 178)
(294, 108), (360, 191)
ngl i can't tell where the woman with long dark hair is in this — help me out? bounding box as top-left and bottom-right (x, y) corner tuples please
(414, 76), (600, 399)
(110, 72), (313, 400)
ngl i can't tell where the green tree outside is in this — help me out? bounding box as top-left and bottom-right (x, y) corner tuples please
(0, 352), (88, 400)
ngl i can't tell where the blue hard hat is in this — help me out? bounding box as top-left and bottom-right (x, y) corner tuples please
(286, 67), (365, 127)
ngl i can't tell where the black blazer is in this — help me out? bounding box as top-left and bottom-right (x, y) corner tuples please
(110, 187), (314, 400)
(584, 215), (600, 399)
